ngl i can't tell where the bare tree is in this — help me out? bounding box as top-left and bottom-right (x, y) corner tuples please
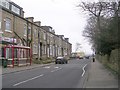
(79, 1), (120, 55)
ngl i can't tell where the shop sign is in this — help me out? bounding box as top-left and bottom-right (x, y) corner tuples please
(0, 37), (17, 43)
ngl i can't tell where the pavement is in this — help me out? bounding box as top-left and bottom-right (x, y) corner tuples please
(85, 59), (118, 88)
(1, 63), (54, 75)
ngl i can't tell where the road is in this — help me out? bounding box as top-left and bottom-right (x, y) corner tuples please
(2, 59), (91, 88)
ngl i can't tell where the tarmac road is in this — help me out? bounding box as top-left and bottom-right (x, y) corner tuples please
(2, 58), (91, 88)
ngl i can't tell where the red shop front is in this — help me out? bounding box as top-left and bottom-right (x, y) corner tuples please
(3, 45), (32, 68)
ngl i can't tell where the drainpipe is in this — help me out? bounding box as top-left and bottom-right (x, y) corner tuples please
(38, 28), (40, 60)
(31, 23), (33, 63)
(27, 21), (29, 46)
(13, 15), (15, 68)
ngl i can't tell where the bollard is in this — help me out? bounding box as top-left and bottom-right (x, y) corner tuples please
(93, 57), (95, 62)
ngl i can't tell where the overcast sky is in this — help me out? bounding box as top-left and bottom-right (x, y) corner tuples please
(11, 0), (93, 55)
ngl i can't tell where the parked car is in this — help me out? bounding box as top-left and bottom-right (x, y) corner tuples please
(78, 56), (84, 59)
(85, 56), (89, 59)
(55, 57), (68, 64)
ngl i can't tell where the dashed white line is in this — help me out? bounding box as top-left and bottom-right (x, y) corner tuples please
(51, 68), (62, 72)
(82, 64), (87, 77)
(13, 74), (44, 87)
(44, 66), (50, 68)
(54, 67), (59, 69)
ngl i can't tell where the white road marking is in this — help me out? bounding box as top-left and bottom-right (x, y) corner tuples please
(51, 68), (62, 72)
(13, 74), (44, 87)
(82, 64), (87, 77)
(54, 67), (59, 69)
(44, 66), (50, 68)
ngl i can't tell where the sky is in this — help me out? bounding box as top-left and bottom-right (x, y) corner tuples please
(11, 0), (93, 55)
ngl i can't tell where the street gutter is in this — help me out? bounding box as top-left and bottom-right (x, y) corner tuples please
(2, 63), (54, 75)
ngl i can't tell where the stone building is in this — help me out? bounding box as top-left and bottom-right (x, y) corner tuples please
(0, 0), (72, 66)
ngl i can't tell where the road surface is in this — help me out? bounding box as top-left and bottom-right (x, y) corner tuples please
(2, 58), (91, 88)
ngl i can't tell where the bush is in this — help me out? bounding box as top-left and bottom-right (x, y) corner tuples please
(97, 49), (119, 75)
(33, 57), (54, 64)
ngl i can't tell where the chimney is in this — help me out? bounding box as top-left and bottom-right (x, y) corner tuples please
(65, 38), (69, 42)
(59, 35), (64, 39)
(52, 30), (55, 34)
(34, 21), (41, 26)
(25, 17), (34, 22)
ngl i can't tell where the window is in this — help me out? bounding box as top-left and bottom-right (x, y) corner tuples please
(1, 0), (10, 9)
(47, 33), (50, 42)
(33, 44), (37, 54)
(56, 45), (58, 56)
(28, 26), (31, 35)
(58, 47), (61, 56)
(43, 32), (46, 40)
(34, 29), (37, 38)
(53, 46), (55, 57)
(43, 45), (46, 54)
(50, 34), (53, 43)
(11, 5), (20, 15)
(6, 48), (12, 59)
(50, 45), (52, 56)
(49, 28), (52, 32)
(47, 47), (50, 57)
(5, 18), (11, 32)
(24, 24), (27, 36)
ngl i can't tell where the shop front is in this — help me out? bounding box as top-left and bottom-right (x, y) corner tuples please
(0, 37), (32, 68)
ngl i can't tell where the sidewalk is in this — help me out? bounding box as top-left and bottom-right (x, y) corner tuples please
(86, 59), (118, 88)
(1, 63), (54, 75)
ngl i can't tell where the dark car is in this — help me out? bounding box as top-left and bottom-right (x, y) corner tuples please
(55, 57), (68, 64)
(85, 56), (89, 59)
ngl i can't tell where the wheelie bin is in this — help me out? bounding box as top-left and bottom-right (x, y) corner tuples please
(2, 59), (8, 68)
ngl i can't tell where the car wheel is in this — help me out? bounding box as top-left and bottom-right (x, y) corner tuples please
(55, 62), (57, 64)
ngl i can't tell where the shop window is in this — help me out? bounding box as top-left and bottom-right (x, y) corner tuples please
(6, 48), (12, 59)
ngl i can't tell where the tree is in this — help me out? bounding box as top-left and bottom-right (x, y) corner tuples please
(79, 1), (120, 56)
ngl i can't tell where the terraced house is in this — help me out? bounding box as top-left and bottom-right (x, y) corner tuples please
(0, 0), (72, 67)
